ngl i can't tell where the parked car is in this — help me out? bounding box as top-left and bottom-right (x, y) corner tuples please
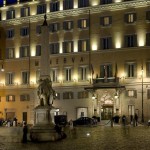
(73, 117), (95, 126)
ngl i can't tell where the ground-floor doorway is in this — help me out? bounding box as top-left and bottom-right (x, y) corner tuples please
(101, 106), (113, 120)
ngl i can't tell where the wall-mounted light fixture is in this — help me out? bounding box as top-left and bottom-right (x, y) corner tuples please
(1, 64), (4, 72)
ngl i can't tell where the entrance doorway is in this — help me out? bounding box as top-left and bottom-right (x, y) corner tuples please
(22, 112), (27, 123)
(101, 106), (113, 120)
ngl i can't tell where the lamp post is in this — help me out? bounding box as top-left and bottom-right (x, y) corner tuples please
(141, 65), (144, 123)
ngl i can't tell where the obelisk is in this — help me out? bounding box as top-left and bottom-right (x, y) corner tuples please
(30, 15), (61, 142)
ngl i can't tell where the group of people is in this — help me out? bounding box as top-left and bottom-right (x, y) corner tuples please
(122, 113), (138, 126)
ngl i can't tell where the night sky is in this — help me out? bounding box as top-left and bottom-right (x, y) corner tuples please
(0, 0), (18, 6)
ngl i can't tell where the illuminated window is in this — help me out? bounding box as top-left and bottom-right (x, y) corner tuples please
(21, 7), (30, 17)
(78, 39), (89, 52)
(49, 23), (60, 32)
(6, 29), (14, 39)
(64, 67), (72, 81)
(36, 45), (41, 56)
(78, 0), (89, 8)
(100, 0), (112, 5)
(127, 90), (137, 98)
(20, 46), (29, 57)
(63, 41), (73, 53)
(50, 1), (60, 12)
(78, 91), (89, 99)
(125, 62), (137, 78)
(6, 95), (15, 102)
(20, 94), (30, 101)
(50, 69), (58, 82)
(63, 21), (73, 30)
(20, 27), (29, 36)
(100, 64), (113, 78)
(6, 10), (15, 20)
(6, 72), (14, 85)
(78, 66), (89, 81)
(6, 48), (14, 59)
(100, 16), (112, 26)
(22, 71), (29, 84)
(124, 13), (136, 23)
(124, 34), (137, 47)
(100, 37), (112, 49)
(49, 43), (59, 54)
(63, 0), (73, 10)
(63, 92), (74, 99)
(37, 4), (46, 14)
(78, 19), (89, 29)
(146, 61), (150, 77)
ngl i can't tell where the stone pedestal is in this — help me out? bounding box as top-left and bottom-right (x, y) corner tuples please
(30, 105), (61, 142)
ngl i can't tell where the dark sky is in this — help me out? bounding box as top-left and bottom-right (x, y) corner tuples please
(0, 0), (17, 6)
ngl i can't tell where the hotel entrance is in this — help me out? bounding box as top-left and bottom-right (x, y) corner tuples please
(101, 106), (113, 120)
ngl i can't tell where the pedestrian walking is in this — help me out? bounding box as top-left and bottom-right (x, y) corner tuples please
(69, 119), (74, 137)
(22, 122), (28, 143)
(122, 115), (126, 126)
(134, 113), (138, 126)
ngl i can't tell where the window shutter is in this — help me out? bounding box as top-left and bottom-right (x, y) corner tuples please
(86, 66), (89, 80)
(133, 63), (137, 77)
(78, 20), (81, 28)
(20, 47), (22, 57)
(133, 13), (137, 22)
(78, 40), (81, 52)
(100, 17), (104, 26)
(86, 39), (90, 51)
(124, 35), (128, 48)
(21, 8), (24, 17)
(71, 21), (73, 29)
(56, 43), (59, 54)
(13, 10), (15, 18)
(124, 14), (128, 23)
(133, 35), (137, 47)
(134, 90), (137, 98)
(78, 67), (82, 81)
(109, 64), (112, 77)
(49, 24), (52, 32)
(86, 19), (89, 27)
(6, 48), (9, 59)
(100, 38), (103, 49)
(71, 41), (73, 52)
(146, 11), (150, 20)
(50, 2), (53, 12)
(146, 33), (150, 46)
(63, 42), (66, 53)
(57, 23), (60, 31)
(108, 37), (112, 49)
(63, 22), (66, 30)
(100, 65), (104, 78)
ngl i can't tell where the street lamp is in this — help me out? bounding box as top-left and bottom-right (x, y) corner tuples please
(141, 65), (144, 123)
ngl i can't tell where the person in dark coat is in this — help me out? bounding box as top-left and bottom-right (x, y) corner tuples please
(134, 113), (138, 126)
(22, 122), (28, 143)
(122, 115), (126, 126)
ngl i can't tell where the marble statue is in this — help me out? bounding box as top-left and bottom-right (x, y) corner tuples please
(37, 78), (56, 106)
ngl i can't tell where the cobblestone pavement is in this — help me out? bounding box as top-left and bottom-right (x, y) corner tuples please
(0, 124), (150, 150)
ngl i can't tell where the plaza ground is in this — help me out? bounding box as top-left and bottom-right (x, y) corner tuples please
(0, 123), (150, 150)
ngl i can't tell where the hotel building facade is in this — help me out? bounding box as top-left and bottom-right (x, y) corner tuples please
(0, 0), (150, 124)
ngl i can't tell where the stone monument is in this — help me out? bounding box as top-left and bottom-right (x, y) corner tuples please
(30, 15), (61, 142)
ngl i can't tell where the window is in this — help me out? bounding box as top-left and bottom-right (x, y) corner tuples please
(147, 89), (150, 99)
(50, 1), (60, 12)
(63, 41), (73, 53)
(6, 29), (14, 39)
(20, 27), (29, 36)
(78, 0), (89, 8)
(78, 39), (89, 52)
(126, 90), (137, 98)
(146, 11), (150, 21)
(78, 66), (89, 81)
(124, 13), (136, 23)
(100, 37), (112, 49)
(20, 46), (29, 57)
(100, 16), (112, 26)
(36, 70), (40, 83)
(64, 68), (72, 81)
(146, 33), (150, 46)
(49, 23), (60, 32)
(5, 72), (14, 85)
(36, 25), (41, 34)
(21, 7), (30, 17)
(6, 48), (14, 59)
(146, 61), (150, 77)
(63, 92), (74, 99)
(78, 91), (89, 99)
(49, 43), (59, 54)
(78, 19), (89, 29)
(37, 4), (46, 14)
(36, 45), (41, 56)
(50, 69), (58, 82)
(125, 62), (137, 78)
(63, 0), (73, 10)
(100, 0), (112, 5)
(124, 34), (137, 47)
(100, 64), (112, 78)
(20, 94), (30, 101)
(6, 10), (15, 19)
(63, 21), (73, 30)
(6, 95), (15, 102)
(22, 71), (29, 84)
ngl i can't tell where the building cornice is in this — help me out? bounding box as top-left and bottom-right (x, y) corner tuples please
(0, 0), (149, 25)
